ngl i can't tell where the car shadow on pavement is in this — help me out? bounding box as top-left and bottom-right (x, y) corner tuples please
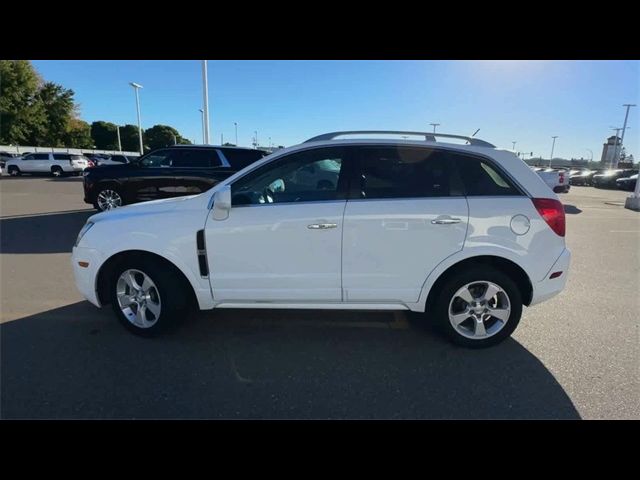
(0, 210), (94, 254)
(564, 204), (583, 214)
(0, 302), (580, 419)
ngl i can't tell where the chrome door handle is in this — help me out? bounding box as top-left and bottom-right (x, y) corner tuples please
(431, 218), (462, 225)
(307, 223), (338, 230)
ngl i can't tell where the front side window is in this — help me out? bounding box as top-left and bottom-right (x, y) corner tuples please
(140, 150), (171, 168)
(33, 154), (49, 160)
(231, 147), (346, 206)
(357, 146), (454, 199)
(170, 149), (220, 168)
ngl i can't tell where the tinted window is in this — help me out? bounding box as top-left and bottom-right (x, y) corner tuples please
(222, 149), (268, 170)
(455, 155), (520, 196)
(33, 154), (49, 160)
(357, 147), (454, 199)
(170, 149), (220, 168)
(232, 147), (345, 205)
(109, 155), (127, 163)
(53, 154), (71, 160)
(140, 150), (171, 168)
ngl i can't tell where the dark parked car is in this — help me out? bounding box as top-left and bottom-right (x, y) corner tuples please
(570, 169), (597, 186)
(616, 173), (638, 192)
(592, 169), (638, 189)
(83, 145), (269, 211)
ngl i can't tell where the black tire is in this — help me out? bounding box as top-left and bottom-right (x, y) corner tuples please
(109, 258), (193, 337)
(8, 166), (20, 176)
(431, 266), (522, 349)
(51, 166), (64, 177)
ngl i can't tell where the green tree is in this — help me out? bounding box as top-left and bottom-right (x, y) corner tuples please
(90, 121), (119, 150)
(119, 124), (143, 152)
(64, 118), (93, 148)
(0, 60), (45, 144)
(144, 124), (191, 151)
(35, 82), (76, 146)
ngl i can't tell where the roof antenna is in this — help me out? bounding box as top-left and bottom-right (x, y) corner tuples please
(467, 129), (480, 144)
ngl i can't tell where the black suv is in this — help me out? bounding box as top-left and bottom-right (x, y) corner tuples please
(83, 145), (269, 211)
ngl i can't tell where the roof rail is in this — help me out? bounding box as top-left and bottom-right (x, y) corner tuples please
(303, 130), (495, 148)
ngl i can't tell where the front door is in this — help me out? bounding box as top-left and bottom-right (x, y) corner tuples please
(206, 146), (351, 303)
(127, 149), (175, 202)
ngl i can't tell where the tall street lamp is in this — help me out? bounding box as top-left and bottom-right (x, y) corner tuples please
(549, 136), (558, 167)
(129, 82), (144, 155)
(116, 126), (122, 152)
(619, 104), (636, 168)
(429, 123), (440, 133)
(512, 141), (517, 151)
(234, 122), (238, 146)
(199, 109), (205, 144)
(202, 60), (211, 144)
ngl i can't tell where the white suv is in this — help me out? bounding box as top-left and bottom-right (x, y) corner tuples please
(6, 152), (89, 177)
(72, 131), (571, 348)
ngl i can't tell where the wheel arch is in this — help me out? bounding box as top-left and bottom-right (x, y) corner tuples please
(96, 250), (198, 309)
(422, 255), (534, 312)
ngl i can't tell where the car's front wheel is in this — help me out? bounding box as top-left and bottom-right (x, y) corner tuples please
(95, 187), (124, 211)
(110, 259), (191, 336)
(8, 166), (20, 176)
(51, 166), (64, 177)
(432, 267), (522, 348)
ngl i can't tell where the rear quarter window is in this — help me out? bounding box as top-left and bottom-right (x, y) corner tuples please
(454, 154), (522, 196)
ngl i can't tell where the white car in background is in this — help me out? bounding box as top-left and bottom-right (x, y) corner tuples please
(72, 130), (571, 348)
(5, 152), (89, 177)
(532, 167), (570, 193)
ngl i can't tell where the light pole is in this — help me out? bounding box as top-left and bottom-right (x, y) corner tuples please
(549, 136), (558, 168)
(202, 60), (210, 144)
(199, 109), (205, 144)
(129, 82), (144, 155)
(619, 104), (636, 168)
(512, 141), (517, 151)
(116, 126), (122, 151)
(234, 122), (238, 146)
(429, 123), (440, 133)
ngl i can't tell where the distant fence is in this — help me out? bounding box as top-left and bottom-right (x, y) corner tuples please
(0, 145), (139, 156)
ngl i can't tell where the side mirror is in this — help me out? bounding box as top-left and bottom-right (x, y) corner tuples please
(212, 185), (232, 220)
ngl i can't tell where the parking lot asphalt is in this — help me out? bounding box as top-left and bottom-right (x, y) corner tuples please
(1, 175), (638, 419)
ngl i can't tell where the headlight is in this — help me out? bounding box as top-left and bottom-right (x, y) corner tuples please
(75, 222), (94, 247)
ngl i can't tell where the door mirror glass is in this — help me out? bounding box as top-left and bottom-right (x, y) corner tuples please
(212, 185), (232, 220)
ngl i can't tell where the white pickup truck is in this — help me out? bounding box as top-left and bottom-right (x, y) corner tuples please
(531, 167), (570, 194)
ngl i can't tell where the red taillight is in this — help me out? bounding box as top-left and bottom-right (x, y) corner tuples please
(532, 198), (565, 237)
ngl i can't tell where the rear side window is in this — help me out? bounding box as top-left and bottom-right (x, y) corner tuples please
(222, 149), (268, 170)
(357, 146), (456, 199)
(170, 149), (221, 168)
(455, 155), (521, 196)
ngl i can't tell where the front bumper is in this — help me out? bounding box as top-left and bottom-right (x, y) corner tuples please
(71, 246), (104, 307)
(529, 248), (571, 306)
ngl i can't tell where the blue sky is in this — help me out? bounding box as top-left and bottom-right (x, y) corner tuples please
(32, 60), (639, 161)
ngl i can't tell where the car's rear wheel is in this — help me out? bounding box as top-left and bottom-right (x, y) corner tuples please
(95, 187), (124, 211)
(51, 166), (64, 177)
(8, 166), (20, 176)
(109, 259), (191, 336)
(432, 267), (522, 348)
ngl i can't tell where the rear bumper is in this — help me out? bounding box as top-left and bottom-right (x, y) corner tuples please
(529, 248), (571, 306)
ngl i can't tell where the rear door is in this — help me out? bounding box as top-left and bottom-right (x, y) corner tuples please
(341, 145), (469, 304)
